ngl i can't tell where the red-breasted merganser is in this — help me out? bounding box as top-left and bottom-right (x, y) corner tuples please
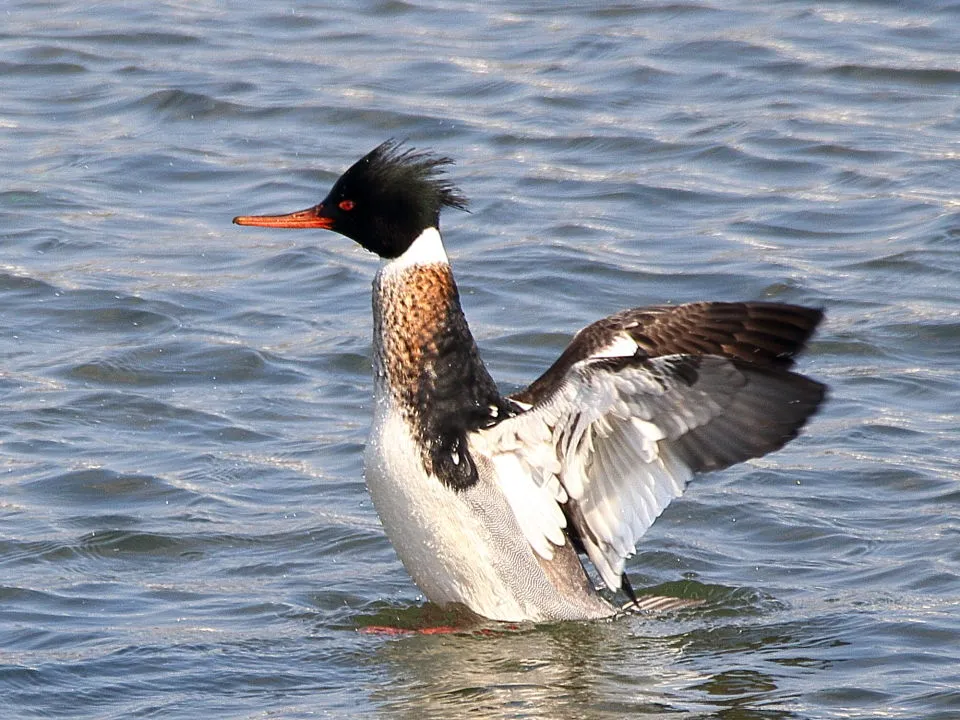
(234, 141), (826, 623)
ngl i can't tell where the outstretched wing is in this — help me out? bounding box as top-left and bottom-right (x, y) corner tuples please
(476, 302), (825, 591)
(512, 301), (823, 405)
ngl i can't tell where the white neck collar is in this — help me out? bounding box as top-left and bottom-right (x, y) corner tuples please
(384, 227), (448, 270)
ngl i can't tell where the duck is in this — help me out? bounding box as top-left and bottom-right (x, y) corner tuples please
(233, 140), (826, 623)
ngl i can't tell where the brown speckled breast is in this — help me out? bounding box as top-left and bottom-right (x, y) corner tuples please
(373, 263), (458, 402)
(371, 262), (514, 490)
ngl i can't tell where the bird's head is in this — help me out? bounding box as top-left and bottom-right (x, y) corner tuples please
(234, 140), (468, 259)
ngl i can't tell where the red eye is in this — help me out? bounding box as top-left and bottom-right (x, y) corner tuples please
(339, 199), (355, 212)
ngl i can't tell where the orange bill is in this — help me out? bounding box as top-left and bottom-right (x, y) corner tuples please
(233, 205), (333, 229)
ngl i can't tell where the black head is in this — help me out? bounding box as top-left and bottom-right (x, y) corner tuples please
(233, 140), (468, 259)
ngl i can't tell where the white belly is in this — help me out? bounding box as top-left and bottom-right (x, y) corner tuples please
(363, 407), (533, 621)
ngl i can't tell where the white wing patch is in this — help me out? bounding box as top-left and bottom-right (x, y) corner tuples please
(588, 331), (639, 359)
(473, 354), (713, 591)
(489, 452), (567, 559)
(548, 358), (700, 588)
(474, 347), (820, 594)
(469, 422), (567, 561)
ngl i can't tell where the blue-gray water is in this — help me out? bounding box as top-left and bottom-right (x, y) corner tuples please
(2, 2), (958, 718)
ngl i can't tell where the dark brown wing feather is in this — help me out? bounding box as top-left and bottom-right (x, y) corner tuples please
(512, 302), (823, 407)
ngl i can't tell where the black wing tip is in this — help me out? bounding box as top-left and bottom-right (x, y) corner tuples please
(762, 370), (828, 446)
(674, 362), (828, 473)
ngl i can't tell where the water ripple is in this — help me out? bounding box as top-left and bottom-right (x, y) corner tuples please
(2, 1), (959, 718)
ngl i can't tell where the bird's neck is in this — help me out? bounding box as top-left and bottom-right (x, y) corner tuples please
(370, 227), (506, 489)
(369, 227), (454, 386)
(383, 226), (449, 269)
(372, 227), (493, 406)
(372, 239), (464, 405)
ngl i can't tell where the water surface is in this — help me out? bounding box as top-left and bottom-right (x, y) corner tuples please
(1, 1), (958, 718)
